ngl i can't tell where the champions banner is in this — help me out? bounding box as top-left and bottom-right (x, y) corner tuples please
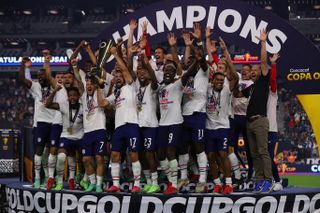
(5, 186), (320, 213)
(94, 0), (320, 154)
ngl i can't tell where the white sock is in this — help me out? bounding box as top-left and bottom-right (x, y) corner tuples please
(228, 152), (241, 180)
(132, 161), (141, 187)
(97, 176), (103, 187)
(189, 156), (199, 175)
(151, 172), (158, 186)
(89, 173), (96, 185)
(34, 154), (42, 179)
(214, 178), (222, 186)
(178, 154), (189, 180)
(160, 159), (171, 182)
(226, 177), (232, 185)
(56, 153), (66, 185)
(82, 173), (88, 182)
(169, 159), (178, 188)
(197, 152), (208, 183)
(67, 156), (76, 180)
(143, 170), (152, 185)
(41, 147), (49, 178)
(111, 163), (120, 187)
(48, 154), (57, 178)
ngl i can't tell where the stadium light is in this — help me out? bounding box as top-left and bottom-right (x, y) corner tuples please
(23, 10), (32, 15)
(48, 9), (58, 15)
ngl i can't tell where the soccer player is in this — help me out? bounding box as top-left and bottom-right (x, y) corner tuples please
(157, 35), (198, 195)
(45, 85), (84, 191)
(98, 46), (142, 193)
(81, 76), (106, 193)
(135, 42), (160, 193)
(178, 23), (209, 193)
(46, 59), (83, 190)
(19, 57), (56, 189)
(205, 37), (239, 195)
(267, 53), (282, 191)
(229, 63), (254, 186)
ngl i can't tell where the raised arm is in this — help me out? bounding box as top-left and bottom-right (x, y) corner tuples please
(167, 32), (182, 76)
(127, 19), (137, 58)
(19, 57), (32, 89)
(205, 26), (214, 63)
(97, 88), (109, 108)
(181, 58), (197, 86)
(70, 58), (84, 95)
(70, 40), (85, 61)
(219, 37), (239, 91)
(269, 53), (280, 93)
(110, 46), (133, 85)
(45, 84), (61, 110)
(43, 53), (57, 89)
(83, 42), (97, 65)
(141, 52), (158, 90)
(141, 21), (152, 59)
(181, 31), (193, 66)
(256, 29), (268, 76)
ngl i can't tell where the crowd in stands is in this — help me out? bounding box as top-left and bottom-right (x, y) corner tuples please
(277, 86), (318, 161)
(0, 78), (34, 129)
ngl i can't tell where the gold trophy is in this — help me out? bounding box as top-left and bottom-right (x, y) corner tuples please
(90, 40), (113, 85)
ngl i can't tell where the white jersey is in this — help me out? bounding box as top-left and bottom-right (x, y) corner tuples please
(136, 83), (159, 128)
(59, 102), (84, 140)
(159, 79), (184, 126)
(150, 60), (164, 83)
(232, 73), (253, 116)
(107, 83), (138, 129)
(206, 85), (232, 130)
(182, 68), (209, 115)
(267, 89), (278, 132)
(29, 82), (55, 124)
(52, 85), (68, 125)
(82, 91), (106, 133)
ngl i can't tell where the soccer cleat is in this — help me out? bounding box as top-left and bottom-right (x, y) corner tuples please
(273, 182), (283, 191)
(190, 174), (200, 183)
(260, 180), (274, 193)
(177, 179), (190, 190)
(146, 185), (161, 194)
(41, 177), (48, 188)
(106, 185), (121, 193)
(142, 184), (152, 193)
(75, 173), (82, 184)
(223, 184), (233, 194)
(163, 185), (178, 195)
(131, 186), (141, 193)
(68, 178), (75, 190)
(80, 180), (89, 190)
(195, 182), (208, 193)
(47, 177), (55, 190)
(34, 178), (41, 189)
(95, 185), (103, 193)
(54, 183), (63, 191)
(212, 184), (223, 194)
(254, 180), (265, 193)
(85, 184), (96, 192)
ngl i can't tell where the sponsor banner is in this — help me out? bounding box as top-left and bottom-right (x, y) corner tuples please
(95, 0), (320, 94)
(0, 56), (68, 66)
(5, 186), (320, 213)
(278, 163), (320, 173)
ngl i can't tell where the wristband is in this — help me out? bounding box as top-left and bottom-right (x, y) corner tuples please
(196, 41), (203, 46)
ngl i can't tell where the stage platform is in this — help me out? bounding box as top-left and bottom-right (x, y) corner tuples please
(1, 178), (320, 213)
